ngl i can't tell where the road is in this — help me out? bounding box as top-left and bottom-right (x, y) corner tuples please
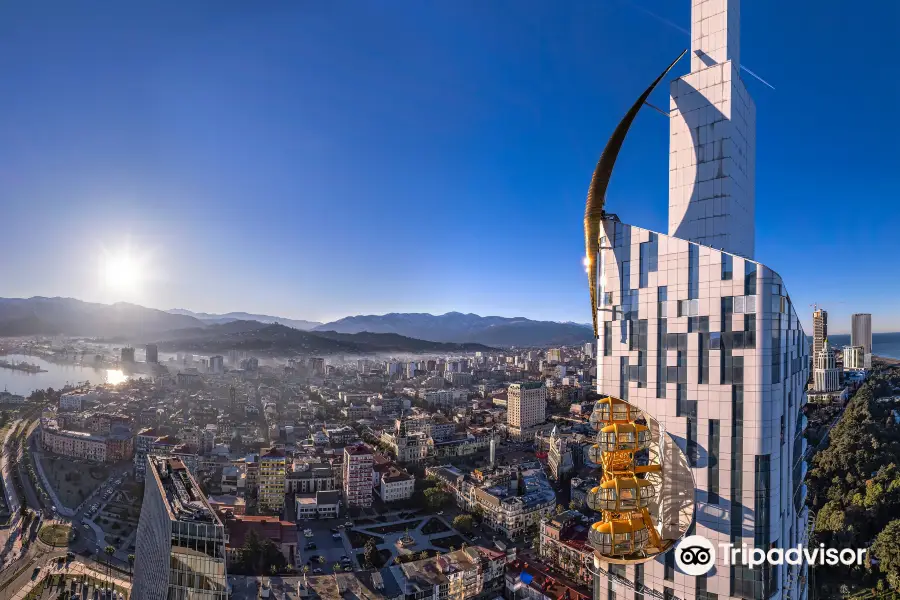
(0, 409), (129, 593)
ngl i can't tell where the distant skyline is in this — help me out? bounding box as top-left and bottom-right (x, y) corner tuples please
(1, 1), (898, 333)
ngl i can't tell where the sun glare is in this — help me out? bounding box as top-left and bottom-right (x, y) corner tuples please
(100, 247), (148, 297)
(105, 255), (138, 289)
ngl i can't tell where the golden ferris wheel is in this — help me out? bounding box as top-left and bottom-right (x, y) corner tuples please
(586, 397), (668, 560)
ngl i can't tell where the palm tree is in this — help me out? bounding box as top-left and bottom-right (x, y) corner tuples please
(104, 545), (115, 590)
(269, 564), (277, 576)
(127, 554), (135, 577)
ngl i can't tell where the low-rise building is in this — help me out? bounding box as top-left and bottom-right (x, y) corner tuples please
(224, 515), (297, 566)
(40, 418), (133, 463)
(538, 510), (594, 585)
(428, 461), (555, 540)
(286, 463), (335, 494)
(378, 467), (414, 502)
(295, 490), (341, 520)
(388, 546), (510, 600)
(59, 391), (94, 412)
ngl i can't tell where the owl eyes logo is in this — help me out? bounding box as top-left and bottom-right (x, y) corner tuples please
(674, 535), (716, 576)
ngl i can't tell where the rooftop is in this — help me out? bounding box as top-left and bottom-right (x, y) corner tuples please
(150, 456), (221, 525)
(345, 443), (373, 456)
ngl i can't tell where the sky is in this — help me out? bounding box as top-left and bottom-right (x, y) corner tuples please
(0, 1), (898, 332)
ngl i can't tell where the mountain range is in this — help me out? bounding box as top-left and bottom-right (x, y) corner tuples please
(0, 297), (203, 337)
(314, 312), (593, 346)
(167, 308), (320, 330)
(0, 297), (593, 349)
(150, 320), (491, 354)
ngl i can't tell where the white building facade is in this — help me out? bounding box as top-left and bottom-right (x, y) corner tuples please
(813, 341), (840, 392)
(589, 2), (809, 599)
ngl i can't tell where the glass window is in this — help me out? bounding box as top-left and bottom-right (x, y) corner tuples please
(722, 254), (733, 280)
(689, 245), (699, 299)
(745, 262), (757, 295)
(665, 551), (675, 581)
(709, 420), (720, 504)
(604, 322), (612, 356)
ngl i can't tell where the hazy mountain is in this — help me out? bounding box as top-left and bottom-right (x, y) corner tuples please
(167, 308), (320, 330)
(0, 297), (204, 338)
(151, 321), (493, 355)
(314, 312), (593, 347)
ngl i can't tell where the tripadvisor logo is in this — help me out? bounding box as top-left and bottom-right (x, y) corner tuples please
(672, 535), (867, 575)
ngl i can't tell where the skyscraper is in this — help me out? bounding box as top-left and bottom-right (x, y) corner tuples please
(133, 456), (227, 600)
(668, 0), (755, 259)
(209, 355), (224, 375)
(588, 1), (809, 599)
(506, 382), (546, 439)
(813, 308), (828, 361)
(145, 344), (158, 364)
(851, 313), (873, 354)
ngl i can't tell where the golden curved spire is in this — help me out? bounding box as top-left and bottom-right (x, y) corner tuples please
(584, 49), (686, 338)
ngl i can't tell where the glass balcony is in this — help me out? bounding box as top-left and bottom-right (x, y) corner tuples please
(586, 478), (655, 512)
(588, 518), (650, 556)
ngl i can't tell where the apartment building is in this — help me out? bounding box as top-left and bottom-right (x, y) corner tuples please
(343, 443), (374, 508)
(258, 447), (287, 514)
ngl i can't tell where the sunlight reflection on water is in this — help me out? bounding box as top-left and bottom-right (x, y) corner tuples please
(105, 369), (128, 385)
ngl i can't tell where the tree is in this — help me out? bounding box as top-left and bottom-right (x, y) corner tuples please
(874, 520), (900, 591)
(568, 500), (579, 511)
(423, 488), (448, 511)
(104, 545), (115, 590)
(269, 565), (277, 575)
(555, 504), (564, 515)
(417, 551), (429, 560)
(452, 514), (473, 533)
(127, 554), (135, 577)
(364, 538), (378, 568)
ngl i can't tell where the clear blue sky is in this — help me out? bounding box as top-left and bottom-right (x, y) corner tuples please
(1, 1), (898, 332)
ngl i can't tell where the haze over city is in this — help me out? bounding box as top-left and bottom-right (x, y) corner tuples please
(1, 0), (898, 332)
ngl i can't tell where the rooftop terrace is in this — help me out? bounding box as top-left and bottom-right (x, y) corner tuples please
(151, 456), (221, 525)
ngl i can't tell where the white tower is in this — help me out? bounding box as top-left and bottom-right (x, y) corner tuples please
(669, 0), (756, 258)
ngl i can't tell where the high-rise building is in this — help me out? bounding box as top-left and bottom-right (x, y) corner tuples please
(121, 346), (135, 363)
(132, 456), (227, 600)
(257, 447), (287, 514)
(851, 313), (873, 354)
(547, 348), (562, 363)
(343, 443), (374, 508)
(813, 308), (828, 361)
(588, 2), (809, 599)
(583, 342), (594, 357)
(507, 382), (546, 438)
(145, 344), (158, 364)
(843, 345), (866, 370)
(814, 340), (841, 392)
(668, 0), (755, 259)
(209, 355), (224, 375)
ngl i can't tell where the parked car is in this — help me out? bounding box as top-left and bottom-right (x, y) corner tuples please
(332, 533), (341, 540)
(313, 568), (323, 574)
(304, 542), (316, 550)
(329, 528), (339, 533)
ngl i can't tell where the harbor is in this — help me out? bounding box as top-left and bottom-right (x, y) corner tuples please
(0, 359), (47, 373)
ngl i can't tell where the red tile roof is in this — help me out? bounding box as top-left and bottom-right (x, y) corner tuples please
(225, 516), (295, 549)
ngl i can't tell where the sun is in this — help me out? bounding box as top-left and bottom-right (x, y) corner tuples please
(101, 251), (142, 294)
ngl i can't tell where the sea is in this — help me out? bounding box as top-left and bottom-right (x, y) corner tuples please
(0, 354), (128, 397)
(815, 333), (900, 360)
